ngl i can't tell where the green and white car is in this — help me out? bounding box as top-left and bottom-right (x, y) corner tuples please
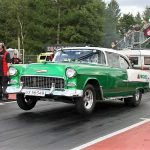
(7, 47), (150, 115)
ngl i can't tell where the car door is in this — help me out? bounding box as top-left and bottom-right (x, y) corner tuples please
(119, 55), (131, 94)
(104, 52), (128, 97)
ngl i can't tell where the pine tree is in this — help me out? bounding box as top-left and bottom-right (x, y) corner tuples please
(103, 0), (121, 48)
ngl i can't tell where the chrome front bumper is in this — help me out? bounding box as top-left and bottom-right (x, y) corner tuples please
(6, 86), (83, 97)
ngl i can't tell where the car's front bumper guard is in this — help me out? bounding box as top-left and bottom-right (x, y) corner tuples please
(6, 83), (83, 97)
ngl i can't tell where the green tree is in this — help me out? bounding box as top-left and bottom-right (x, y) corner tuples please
(103, 0), (121, 48)
(0, 0), (14, 45)
(143, 6), (150, 20)
(24, 0), (57, 54)
(118, 13), (136, 36)
(135, 12), (142, 27)
(58, 0), (105, 46)
(0, 0), (106, 54)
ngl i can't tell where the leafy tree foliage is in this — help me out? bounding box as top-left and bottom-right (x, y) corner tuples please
(103, 0), (121, 48)
(135, 12), (142, 26)
(118, 13), (136, 36)
(143, 6), (150, 21)
(0, 0), (105, 54)
(0, 0), (149, 54)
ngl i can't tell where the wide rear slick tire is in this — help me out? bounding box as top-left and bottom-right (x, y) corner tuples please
(124, 89), (142, 107)
(76, 84), (96, 115)
(17, 94), (37, 110)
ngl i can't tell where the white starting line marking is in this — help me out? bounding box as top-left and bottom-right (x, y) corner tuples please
(4, 101), (16, 104)
(71, 118), (150, 150)
(0, 101), (16, 105)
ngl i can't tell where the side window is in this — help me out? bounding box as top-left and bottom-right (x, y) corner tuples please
(99, 51), (106, 64)
(106, 52), (120, 68)
(40, 56), (46, 60)
(120, 56), (130, 69)
(144, 57), (150, 65)
(90, 50), (106, 64)
(91, 53), (99, 63)
(129, 57), (138, 65)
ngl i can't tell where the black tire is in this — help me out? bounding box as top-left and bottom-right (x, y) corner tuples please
(17, 94), (37, 110)
(124, 89), (142, 107)
(76, 84), (96, 115)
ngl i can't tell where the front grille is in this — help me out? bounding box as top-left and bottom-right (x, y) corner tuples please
(21, 76), (65, 89)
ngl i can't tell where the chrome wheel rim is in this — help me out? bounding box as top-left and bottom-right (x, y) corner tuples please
(25, 97), (33, 104)
(135, 90), (140, 102)
(83, 89), (94, 109)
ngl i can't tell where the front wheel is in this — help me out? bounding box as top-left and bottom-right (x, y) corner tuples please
(17, 94), (38, 110)
(124, 89), (142, 107)
(76, 84), (96, 115)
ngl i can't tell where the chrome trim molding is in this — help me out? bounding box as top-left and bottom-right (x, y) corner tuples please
(21, 75), (65, 79)
(6, 86), (83, 97)
(20, 76), (65, 89)
(67, 82), (77, 87)
(6, 86), (23, 93)
(104, 95), (133, 101)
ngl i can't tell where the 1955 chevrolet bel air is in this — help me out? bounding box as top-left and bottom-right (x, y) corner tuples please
(6, 47), (150, 115)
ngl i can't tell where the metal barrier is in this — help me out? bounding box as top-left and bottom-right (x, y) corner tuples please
(24, 55), (38, 64)
(116, 31), (149, 50)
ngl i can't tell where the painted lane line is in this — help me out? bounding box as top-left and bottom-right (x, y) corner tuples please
(140, 117), (150, 120)
(71, 119), (150, 150)
(4, 101), (16, 104)
(0, 101), (16, 105)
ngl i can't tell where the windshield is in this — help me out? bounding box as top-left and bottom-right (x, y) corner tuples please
(40, 56), (46, 60)
(53, 49), (100, 63)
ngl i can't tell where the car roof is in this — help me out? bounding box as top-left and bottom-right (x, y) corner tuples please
(55, 46), (131, 66)
(60, 46), (129, 59)
(119, 49), (150, 56)
(61, 46), (119, 53)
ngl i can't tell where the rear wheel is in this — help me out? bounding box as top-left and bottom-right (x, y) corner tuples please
(17, 94), (37, 110)
(124, 89), (142, 107)
(76, 84), (96, 115)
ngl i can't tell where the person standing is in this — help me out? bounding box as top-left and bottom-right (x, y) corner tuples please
(142, 18), (150, 37)
(11, 52), (22, 64)
(0, 43), (11, 101)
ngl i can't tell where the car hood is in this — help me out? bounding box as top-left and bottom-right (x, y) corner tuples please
(20, 62), (102, 77)
(21, 63), (68, 77)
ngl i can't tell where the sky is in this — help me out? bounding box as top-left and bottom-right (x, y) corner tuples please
(104, 0), (150, 16)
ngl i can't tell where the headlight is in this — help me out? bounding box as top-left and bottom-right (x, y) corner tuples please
(9, 67), (17, 76)
(66, 68), (76, 78)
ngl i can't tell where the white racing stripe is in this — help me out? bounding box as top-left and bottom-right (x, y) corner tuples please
(71, 118), (150, 150)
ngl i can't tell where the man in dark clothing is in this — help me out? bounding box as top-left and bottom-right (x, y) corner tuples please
(0, 43), (11, 101)
(11, 52), (22, 64)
